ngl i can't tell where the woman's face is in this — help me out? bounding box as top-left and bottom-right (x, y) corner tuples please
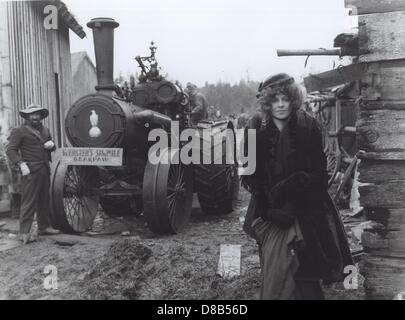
(269, 93), (292, 120)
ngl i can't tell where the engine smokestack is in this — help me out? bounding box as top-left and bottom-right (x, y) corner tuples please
(87, 18), (119, 95)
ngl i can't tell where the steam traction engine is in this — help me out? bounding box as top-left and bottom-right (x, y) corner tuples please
(50, 18), (239, 235)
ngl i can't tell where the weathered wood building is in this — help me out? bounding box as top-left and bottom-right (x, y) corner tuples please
(71, 51), (97, 103)
(0, 0), (86, 146)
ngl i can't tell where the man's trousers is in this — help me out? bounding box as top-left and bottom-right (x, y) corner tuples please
(20, 165), (51, 234)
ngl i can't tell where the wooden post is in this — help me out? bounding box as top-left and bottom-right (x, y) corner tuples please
(347, 1), (405, 299)
(345, 0), (405, 15)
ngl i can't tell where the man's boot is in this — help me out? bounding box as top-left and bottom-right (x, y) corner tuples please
(38, 227), (61, 235)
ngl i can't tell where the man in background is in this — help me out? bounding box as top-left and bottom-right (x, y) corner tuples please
(6, 104), (61, 244)
(186, 82), (209, 124)
(0, 125), (11, 214)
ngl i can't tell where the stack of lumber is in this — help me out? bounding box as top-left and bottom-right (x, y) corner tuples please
(345, 0), (405, 299)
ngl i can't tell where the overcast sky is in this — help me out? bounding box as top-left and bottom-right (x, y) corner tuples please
(65, 0), (357, 86)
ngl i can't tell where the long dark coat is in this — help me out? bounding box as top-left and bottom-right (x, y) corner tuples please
(190, 92), (209, 120)
(242, 109), (353, 282)
(6, 124), (55, 173)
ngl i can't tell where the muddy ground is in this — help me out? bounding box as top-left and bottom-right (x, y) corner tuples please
(0, 188), (366, 300)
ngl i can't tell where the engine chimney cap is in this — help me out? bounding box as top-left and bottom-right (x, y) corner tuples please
(87, 17), (119, 29)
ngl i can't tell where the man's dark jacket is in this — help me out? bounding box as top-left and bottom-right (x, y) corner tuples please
(190, 92), (209, 120)
(242, 109), (353, 281)
(6, 124), (55, 173)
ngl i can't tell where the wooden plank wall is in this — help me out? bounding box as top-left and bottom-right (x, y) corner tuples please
(358, 11), (405, 63)
(346, 0), (405, 15)
(4, 1), (74, 147)
(346, 0), (405, 299)
(0, 1), (12, 138)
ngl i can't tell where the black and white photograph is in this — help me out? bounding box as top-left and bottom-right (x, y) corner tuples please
(0, 0), (404, 304)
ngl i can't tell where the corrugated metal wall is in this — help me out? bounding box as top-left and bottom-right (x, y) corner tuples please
(0, 1), (12, 140)
(5, 0), (73, 146)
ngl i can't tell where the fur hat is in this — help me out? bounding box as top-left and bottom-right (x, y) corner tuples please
(257, 73), (304, 111)
(258, 73), (295, 94)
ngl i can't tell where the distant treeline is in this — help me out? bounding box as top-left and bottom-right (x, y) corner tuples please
(200, 80), (260, 116)
(114, 73), (261, 116)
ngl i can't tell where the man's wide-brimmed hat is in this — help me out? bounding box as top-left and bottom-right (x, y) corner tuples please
(19, 104), (49, 120)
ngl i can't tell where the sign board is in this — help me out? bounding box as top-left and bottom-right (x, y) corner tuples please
(61, 148), (123, 166)
(217, 244), (241, 280)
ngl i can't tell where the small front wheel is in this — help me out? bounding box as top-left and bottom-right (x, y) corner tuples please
(50, 162), (100, 234)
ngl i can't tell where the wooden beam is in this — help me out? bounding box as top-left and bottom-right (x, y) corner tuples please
(359, 179), (405, 209)
(345, 0), (405, 15)
(357, 109), (405, 155)
(354, 12), (405, 298)
(360, 211), (405, 258)
(361, 60), (405, 101)
(358, 160), (405, 184)
(365, 208), (405, 231)
(362, 231), (389, 251)
(363, 231), (405, 258)
(360, 255), (405, 299)
(359, 152), (405, 161)
(358, 160), (405, 208)
(359, 11), (405, 62)
(361, 100), (405, 111)
(277, 48), (342, 56)
(304, 63), (368, 93)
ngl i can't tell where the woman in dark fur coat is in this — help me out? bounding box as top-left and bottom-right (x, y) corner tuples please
(241, 73), (353, 300)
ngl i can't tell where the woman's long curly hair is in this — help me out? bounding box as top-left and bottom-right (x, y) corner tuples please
(257, 73), (304, 115)
(253, 73), (306, 190)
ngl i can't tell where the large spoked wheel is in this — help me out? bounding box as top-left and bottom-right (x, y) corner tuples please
(143, 148), (193, 235)
(50, 161), (100, 234)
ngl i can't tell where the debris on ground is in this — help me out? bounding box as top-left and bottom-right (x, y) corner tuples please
(79, 238), (260, 300)
(351, 221), (382, 243)
(0, 189), (366, 300)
